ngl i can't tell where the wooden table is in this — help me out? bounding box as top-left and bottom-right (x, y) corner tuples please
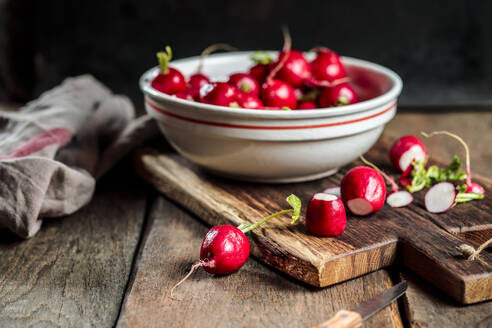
(0, 108), (491, 327)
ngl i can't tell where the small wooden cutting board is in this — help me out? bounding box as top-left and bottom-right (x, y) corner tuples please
(134, 136), (491, 304)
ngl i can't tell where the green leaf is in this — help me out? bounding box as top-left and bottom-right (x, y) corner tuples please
(455, 191), (484, 203)
(282, 106), (291, 111)
(250, 51), (274, 65)
(286, 194), (301, 223)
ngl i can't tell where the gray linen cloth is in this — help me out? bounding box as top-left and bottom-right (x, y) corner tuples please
(0, 75), (158, 238)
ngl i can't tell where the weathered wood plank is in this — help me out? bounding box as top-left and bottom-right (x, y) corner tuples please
(400, 270), (492, 328)
(116, 196), (403, 328)
(0, 164), (148, 327)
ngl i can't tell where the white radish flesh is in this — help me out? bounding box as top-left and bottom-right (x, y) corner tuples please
(322, 187), (341, 198)
(386, 191), (413, 208)
(347, 198), (373, 216)
(424, 182), (457, 213)
(399, 145), (426, 172)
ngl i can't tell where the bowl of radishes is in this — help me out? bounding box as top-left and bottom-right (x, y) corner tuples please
(140, 43), (402, 183)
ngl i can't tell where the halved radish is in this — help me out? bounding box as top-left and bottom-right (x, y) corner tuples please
(340, 166), (386, 216)
(424, 182), (457, 213)
(390, 136), (427, 172)
(306, 193), (346, 237)
(322, 186), (341, 198)
(386, 191), (414, 208)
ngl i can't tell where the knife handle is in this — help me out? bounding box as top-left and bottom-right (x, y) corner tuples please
(312, 310), (363, 328)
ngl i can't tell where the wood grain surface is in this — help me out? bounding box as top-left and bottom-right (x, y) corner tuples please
(400, 270), (492, 328)
(0, 165), (148, 327)
(134, 136), (492, 304)
(116, 197), (403, 328)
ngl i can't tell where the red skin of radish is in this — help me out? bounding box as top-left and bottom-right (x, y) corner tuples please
(306, 194), (346, 237)
(261, 79), (297, 109)
(151, 68), (188, 95)
(199, 225), (250, 275)
(319, 83), (359, 107)
(175, 87), (196, 101)
(310, 50), (347, 82)
(340, 166), (387, 216)
(298, 100), (317, 110)
(189, 73), (210, 90)
(237, 93), (264, 109)
(466, 182), (485, 194)
(390, 136), (428, 172)
(275, 50), (312, 87)
(249, 64), (270, 84)
(228, 73), (259, 96)
(201, 82), (238, 107)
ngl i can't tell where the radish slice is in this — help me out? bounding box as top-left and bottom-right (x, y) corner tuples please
(424, 182), (457, 213)
(322, 186), (341, 198)
(347, 198), (373, 216)
(386, 191), (413, 208)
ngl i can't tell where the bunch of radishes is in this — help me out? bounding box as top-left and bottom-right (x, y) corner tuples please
(305, 131), (485, 237)
(151, 28), (358, 110)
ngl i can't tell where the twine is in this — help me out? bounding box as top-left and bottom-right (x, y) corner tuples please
(457, 237), (492, 268)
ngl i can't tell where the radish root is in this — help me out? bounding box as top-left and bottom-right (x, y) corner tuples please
(421, 131), (472, 187)
(169, 260), (210, 300)
(360, 155), (399, 192)
(457, 237), (492, 269)
(197, 43), (239, 73)
(266, 25), (292, 83)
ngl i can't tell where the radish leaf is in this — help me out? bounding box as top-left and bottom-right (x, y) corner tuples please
(250, 51), (274, 65)
(286, 194), (301, 223)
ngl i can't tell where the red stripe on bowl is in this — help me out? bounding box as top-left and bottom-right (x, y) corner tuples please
(146, 98), (396, 130)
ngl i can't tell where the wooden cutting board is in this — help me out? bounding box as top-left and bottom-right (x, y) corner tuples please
(133, 136), (491, 304)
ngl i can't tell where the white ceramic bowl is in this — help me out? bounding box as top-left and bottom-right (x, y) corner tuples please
(140, 51), (402, 183)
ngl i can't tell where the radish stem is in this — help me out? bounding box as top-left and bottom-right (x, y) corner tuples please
(156, 46), (173, 74)
(360, 155), (399, 192)
(421, 131), (472, 187)
(238, 209), (293, 233)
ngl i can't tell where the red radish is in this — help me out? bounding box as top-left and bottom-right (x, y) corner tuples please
(306, 193), (346, 237)
(424, 182), (457, 213)
(201, 82), (238, 107)
(298, 100), (317, 110)
(318, 83), (358, 107)
(389, 135), (427, 172)
(322, 186), (341, 198)
(151, 46), (187, 95)
(249, 64), (270, 84)
(310, 47), (347, 83)
(188, 73), (210, 90)
(360, 155), (413, 208)
(260, 27), (298, 109)
(237, 93), (263, 109)
(175, 88), (196, 101)
(170, 194), (301, 299)
(340, 166), (386, 216)
(399, 164), (413, 189)
(228, 73), (259, 96)
(421, 131), (484, 195)
(199, 225), (250, 275)
(275, 50), (312, 87)
(260, 79), (297, 109)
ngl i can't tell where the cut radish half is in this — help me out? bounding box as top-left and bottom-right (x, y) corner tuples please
(399, 145), (426, 172)
(386, 191), (413, 208)
(424, 182), (457, 213)
(347, 198), (373, 216)
(322, 186), (341, 198)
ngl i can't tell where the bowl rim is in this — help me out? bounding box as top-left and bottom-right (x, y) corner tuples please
(140, 51), (402, 119)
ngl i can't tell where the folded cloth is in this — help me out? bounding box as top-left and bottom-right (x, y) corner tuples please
(0, 75), (158, 238)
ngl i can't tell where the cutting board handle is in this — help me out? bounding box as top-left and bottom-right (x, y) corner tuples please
(312, 309), (362, 328)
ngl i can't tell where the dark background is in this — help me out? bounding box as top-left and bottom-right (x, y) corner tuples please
(1, 0), (492, 108)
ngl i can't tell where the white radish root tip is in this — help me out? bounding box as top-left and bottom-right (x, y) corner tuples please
(169, 260), (209, 300)
(266, 26), (292, 83)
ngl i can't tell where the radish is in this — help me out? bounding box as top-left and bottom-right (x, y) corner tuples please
(322, 186), (341, 198)
(306, 193), (346, 237)
(188, 73), (210, 90)
(424, 182), (457, 213)
(360, 155), (414, 208)
(389, 135), (427, 172)
(249, 51), (274, 84)
(310, 47), (347, 83)
(421, 131), (485, 195)
(318, 83), (358, 107)
(260, 79), (297, 109)
(275, 50), (312, 87)
(228, 73), (260, 96)
(340, 166), (386, 216)
(200, 82), (238, 107)
(151, 46), (188, 95)
(297, 100), (317, 110)
(237, 93), (264, 109)
(170, 194), (301, 299)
